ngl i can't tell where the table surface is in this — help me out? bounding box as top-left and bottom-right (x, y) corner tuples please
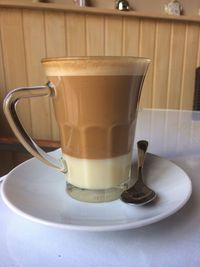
(1, 108), (200, 267)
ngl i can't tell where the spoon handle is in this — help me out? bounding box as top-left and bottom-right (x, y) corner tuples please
(137, 140), (148, 169)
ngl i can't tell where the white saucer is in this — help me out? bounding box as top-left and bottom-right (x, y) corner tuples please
(1, 150), (192, 232)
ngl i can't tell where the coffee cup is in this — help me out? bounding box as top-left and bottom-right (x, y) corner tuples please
(3, 56), (150, 202)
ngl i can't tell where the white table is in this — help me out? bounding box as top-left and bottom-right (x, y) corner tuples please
(1, 109), (200, 267)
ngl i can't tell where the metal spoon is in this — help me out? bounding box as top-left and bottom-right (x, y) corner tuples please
(120, 140), (157, 205)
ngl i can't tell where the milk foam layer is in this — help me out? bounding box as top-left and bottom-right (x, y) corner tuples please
(42, 57), (150, 76)
(63, 152), (132, 189)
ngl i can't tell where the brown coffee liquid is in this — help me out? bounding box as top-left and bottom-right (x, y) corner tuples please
(50, 75), (143, 159)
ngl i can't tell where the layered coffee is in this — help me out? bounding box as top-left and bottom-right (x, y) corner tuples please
(43, 58), (147, 190)
(4, 56), (150, 203)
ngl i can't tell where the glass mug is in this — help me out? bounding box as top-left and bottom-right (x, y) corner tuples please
(3, 57), (150, 203)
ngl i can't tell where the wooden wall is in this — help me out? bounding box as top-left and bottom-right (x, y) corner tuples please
(1, 7), (200, 141)
(0, 4), (200, 174)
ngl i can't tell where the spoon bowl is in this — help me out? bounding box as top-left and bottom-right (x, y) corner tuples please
(120, 182), (157, 206)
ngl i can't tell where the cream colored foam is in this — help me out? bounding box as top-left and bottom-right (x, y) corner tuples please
(42, 57), (150, 76)
(63, 153), (132, 189)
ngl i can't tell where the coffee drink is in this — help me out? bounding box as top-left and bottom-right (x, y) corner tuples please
(42, 58), (146, 191)
(4, 57), (150, 202)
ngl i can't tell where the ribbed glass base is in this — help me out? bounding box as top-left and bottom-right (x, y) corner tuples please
(66, 182), (128, 203)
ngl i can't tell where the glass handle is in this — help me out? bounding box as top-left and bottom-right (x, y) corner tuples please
(3, 82), (67, 173)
